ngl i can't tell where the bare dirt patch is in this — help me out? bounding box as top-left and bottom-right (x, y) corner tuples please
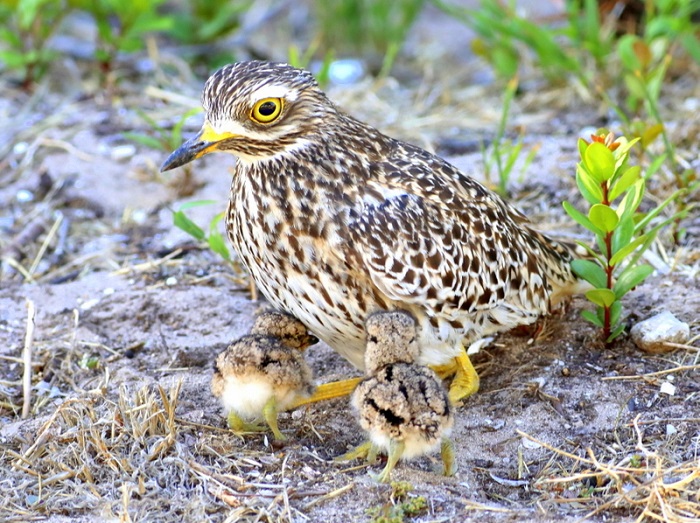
(1, 20), (699, 523)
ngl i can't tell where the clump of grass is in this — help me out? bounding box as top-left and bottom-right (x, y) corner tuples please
(124, 107), (203, 197)
(482, 76), (539, 197)
(435, 0), (700, 220)
(312, 0), (426, 76)
(0, 0), (70, 89)
(73, 0), (174, 79)
(521, 418), (700, 522)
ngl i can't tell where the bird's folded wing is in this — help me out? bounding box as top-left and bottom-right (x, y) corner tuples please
(347, 188), (517, 315)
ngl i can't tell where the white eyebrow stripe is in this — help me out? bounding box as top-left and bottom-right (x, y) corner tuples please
(252, 84), (298, 102)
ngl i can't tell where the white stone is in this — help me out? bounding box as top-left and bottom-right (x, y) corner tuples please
(659, 381), (676, 396)
(630, 311), (689, 354)
(110, 144), (136, 162)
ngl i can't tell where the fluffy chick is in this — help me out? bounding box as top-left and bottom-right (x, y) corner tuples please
(348, 310), (455, 482)
(211, 311), (317, 441)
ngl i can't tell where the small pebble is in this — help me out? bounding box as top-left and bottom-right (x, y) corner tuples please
(659, 381), (676, 396)
(630, 311), (689, 354)
(110, 144), (136, 162)
(13, 142), (28, 155)
(165, 277), (177, 286)
(666, 424), (678, 436)
(80, 298), (100, 310)
(16, 189), (34, 203)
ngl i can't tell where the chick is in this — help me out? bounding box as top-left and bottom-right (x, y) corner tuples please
(211, 311), (317, 441)
(346, 310), (455, 482)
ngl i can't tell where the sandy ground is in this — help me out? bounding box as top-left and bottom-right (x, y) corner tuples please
(1, 6), (700, 522)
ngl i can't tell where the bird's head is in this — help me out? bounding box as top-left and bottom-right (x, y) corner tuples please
(364, 310), (420, 373)
(161, 61), (334, 171)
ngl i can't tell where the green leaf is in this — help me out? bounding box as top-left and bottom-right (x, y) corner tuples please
(609, 300), (622, 326)
(589, 204), (619, 232)
(586, 288), (616, 308)
(577, 138), (588, 159)
(177, 200), (217, 211)
(122, 132), (164, 150)
(571, 259), (607, 288)
(644, 153), (667, 181)
(576, 165), (603, 204)
(173, 210), (205, 240)
(581, 309), (604, 327)
(611, 214), (634, 256)
(606, 323), (626, 343)
(616, 179), (644, 222)
(609, 166), (641, 202)
(563, 202), (603, 236)
(584, 141), (615, 183)
(208, 232), (230, 261)
(613, 264), (653, 298)
(612, 136), (639, 160)
(609, 233), (648, 266)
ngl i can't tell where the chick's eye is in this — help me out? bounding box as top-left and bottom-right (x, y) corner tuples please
(252, 98), (283, 123)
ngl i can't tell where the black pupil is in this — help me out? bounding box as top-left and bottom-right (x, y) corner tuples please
(259, 101), (276, 116)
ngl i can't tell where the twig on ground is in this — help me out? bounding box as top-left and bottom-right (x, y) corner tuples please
(22, 300), (36, 419)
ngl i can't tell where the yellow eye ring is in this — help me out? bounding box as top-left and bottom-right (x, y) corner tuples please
(251, 98), (283, 123)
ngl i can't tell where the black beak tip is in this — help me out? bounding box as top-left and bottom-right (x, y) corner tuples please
(160, 138), (211, 173)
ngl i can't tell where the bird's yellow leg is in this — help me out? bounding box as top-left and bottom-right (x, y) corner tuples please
(335, 441), (379, 464)
(441, 437), (456, 477)
(430, 349), (480, 404)
(290, 377), (363, 408)
(262, 398), (286, 441)
(227, 411), (266, 434)
(373, 440), (404, 483)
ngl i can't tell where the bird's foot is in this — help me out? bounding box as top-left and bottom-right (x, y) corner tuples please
(335, 441), (379, 464)
(371, 440), (404, 483)
(437, 351), (480, 405)
(290, 377), (363, 408)
(227, 412), (266, 435)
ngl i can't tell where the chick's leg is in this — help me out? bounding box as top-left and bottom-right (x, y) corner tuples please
(262, 397), (286, 441)
(227, 411), (266, 435)
(441, 437), (456, 477)
(335, 441), (379, 464)
(374, 440), (404, 483)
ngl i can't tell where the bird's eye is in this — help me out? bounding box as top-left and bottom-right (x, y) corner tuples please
(251, 98), (283, 123)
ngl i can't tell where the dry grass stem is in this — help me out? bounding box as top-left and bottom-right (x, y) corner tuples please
(21, 299), (36, 419)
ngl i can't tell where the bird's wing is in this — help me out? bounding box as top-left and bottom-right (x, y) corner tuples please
(347, 157), (549, 319)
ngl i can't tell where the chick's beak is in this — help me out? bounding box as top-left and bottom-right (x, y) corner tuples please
(160, 123), (235, 172)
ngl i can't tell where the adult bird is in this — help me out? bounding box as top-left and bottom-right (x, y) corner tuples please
(162, 61), (584, 404)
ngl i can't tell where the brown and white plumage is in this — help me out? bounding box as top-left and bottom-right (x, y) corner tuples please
(163, 61), (584, 402)
(349, 311), (455, 482)
(211, 310), (316, 440)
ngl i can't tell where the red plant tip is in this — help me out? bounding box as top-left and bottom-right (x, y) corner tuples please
(590, 132), (621, 151)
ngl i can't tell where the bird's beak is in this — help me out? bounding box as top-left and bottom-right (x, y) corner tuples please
(160, 122), (237, 172)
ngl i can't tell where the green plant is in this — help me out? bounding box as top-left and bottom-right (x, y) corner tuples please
(482, 76), (538, 197)
(74, 0), (173, 74)
(168, 0), (251, 45)
(562, 132), (678, 345)
(312, 0), (426, 76)
(287, 40), (334, 88)
(172, 201), (231, 263)
(166, 0), (251, 69)
(123, 107), (202, 196)
(433, 0), (583, 81)
(0, 0), (70, 88)
(366, 481), (428, 523)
